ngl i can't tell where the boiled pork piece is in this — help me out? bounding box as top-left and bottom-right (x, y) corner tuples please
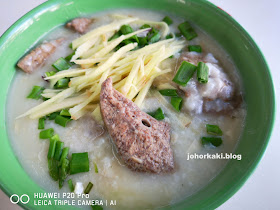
(66, 18), (92, 34)
(100, 78), (174, 173)
(17, 38), (64, 73)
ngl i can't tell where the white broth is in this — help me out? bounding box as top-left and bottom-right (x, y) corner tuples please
(6, 9), (246, 210)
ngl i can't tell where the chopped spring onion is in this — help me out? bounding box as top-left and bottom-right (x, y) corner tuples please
(68, 179), (74, 192)
(55, 115), (72, 127)
(45, 71), (56, 77)
(48, 159), (59, 181)
(47, 137), (58, 159)
(48, 112), (60, 120)
(147, 28), (160, 43)
(59, 158), (70, 189)
(197, 62), (209, 84)
(55, 78), (70, 89)
(178, 21), (197, 40)
(148, 108), (165, 120)
(51, 134), (60, 141)
(94, 162), (98, 173)
(52, 57), (72, 71)
(120, 25), (138, 43)
(206, 124), (223, 136)
(162, 16), (173, 25)
(171, 97), (183, 111)
(188, 45), (202, 53)
(27, 86), (45, 100)
(138, 37), (148, 46)
(172, 61), (197, 86)
(84, 182), (94, 194)
(70, 152), (89, 174)
(201, 137), (223, 147)
(38, 117), (45, 129)
(54, 141), (64, 161)
(159, 89), (178, 97)
(60, 109), (71, 117)
(140, 24), (151, 29)
(120, 24), (133, 34)
(165, 34), (173, 39)
(65, 52), (75, 62)
(91, 205), (103, 210)
(39, 128), (54, 139)
(59, 147), (69, 165)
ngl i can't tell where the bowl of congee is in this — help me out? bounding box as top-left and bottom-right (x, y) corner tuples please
(0, 0), (275, 209)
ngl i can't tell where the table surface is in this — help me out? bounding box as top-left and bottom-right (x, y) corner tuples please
(0, 0), (279, 209)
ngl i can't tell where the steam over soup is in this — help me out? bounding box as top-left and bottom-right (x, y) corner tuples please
(7, 9), (246, 210)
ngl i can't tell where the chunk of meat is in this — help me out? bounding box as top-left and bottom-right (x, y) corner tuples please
(66, 18), (92, 34)
(17, 38), (64, 73)
(179, 52), (240, 114)
(100, 78), (174, 173)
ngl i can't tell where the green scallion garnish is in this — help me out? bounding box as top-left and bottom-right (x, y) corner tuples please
(60, 109), (71, 117)
(172, 61), (197, 86)
(54, 141), (64, 161)
(188, 45), (202, 53)
(48, 159), (59, 181)
(45, 71), (56, 77)
(55, 115), (72, 127)
(94, 162), (98, 173)
(162, 16), (173, 25)
(120, 24), (133, 35)
(68, 179), (74, 192)
(138, 37), (148, 47)
(147, 28), (160, 43)
(52, 57), (71, 71)
(47, 137), (58, 159)
(171, 97), (183, 112)
(27, 86), (45, 100)
(38, 117), (45, 129)
(165, 34), (173, 39)
(84, 182), (94, 194)
(39, 128), (54, 139)
(51, 134), (60, 141)
(120, 25), (139, 43)
(178, 21), (197, 40)
(48, 112), (60, 120)
(148, 108), (165, 120)
(59, 158), (70, 189)
(65, 52), (75, 62)
(201, 137), (223, 147)
(159, 89), (178, 97)
(197, 62), (209, 83)
(206, 124), (223, 136)
(70, 152), (89, 174)
(59, 147), (69, 166)
(55, 78), (70, 89)
(140, 24), (151, 29)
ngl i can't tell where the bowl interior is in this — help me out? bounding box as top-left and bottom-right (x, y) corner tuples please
(0, 0), (274, 209)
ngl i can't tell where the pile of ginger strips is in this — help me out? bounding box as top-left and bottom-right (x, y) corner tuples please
(19, 15), (186, 123)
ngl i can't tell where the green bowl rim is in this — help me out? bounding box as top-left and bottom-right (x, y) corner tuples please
(0, 0), (275, 209)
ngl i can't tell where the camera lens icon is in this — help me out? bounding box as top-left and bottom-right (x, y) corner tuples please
(10, 194), (30, 204)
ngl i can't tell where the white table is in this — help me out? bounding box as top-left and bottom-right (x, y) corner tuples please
(0, 0), (279, 209)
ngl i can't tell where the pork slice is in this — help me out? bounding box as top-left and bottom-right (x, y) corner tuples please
(17, 38), (64, 73)
(100, 78), (174, 173)
(66, 18), (92, 34)
(179, 52), (240, 114)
